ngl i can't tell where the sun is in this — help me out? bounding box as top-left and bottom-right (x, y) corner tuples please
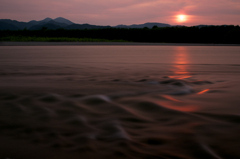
(177, 14), (187, 22)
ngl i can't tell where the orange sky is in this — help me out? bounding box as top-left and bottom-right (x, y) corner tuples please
(1, 0), (240, 26)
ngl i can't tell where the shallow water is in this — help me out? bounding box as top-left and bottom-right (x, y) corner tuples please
(0, 45), (240, 159)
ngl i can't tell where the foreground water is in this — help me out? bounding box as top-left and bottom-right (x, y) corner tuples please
(0, 45), (240, 159)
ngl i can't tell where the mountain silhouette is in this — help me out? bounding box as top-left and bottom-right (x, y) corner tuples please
(114, 22), (171, 28)
(0, 21), (19, 30)
(54, 17), (74, 25)
(65, 24), (111, 30)
(40, 17), (53, 23)
(0, 17), (172, 30)
(0, 19), (30, 29)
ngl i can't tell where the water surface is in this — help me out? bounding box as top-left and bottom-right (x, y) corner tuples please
(0, 45), (240, 159)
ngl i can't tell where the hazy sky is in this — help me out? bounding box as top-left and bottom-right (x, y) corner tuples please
(1, 0), (240, 26)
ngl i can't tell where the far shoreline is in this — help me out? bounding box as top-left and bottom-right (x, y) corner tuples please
(1, 42), (240, 46)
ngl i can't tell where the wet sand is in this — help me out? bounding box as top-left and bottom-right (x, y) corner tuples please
(0, 45), (240, 159)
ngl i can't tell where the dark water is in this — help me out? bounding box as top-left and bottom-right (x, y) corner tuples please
(1, 45), (240, 64)
(1, 46), (240, 81)
(0, 45), (240, 159)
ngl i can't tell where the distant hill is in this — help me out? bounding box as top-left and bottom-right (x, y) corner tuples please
(54, 17), (74, 25)
(40, 17), (53, 23)
(65, 24), (111, 30)
(0, 17), (172, 30)
(0, 21), (19, 30)
(114, 22), (171, 28)
(195, 25), (214, 28)
(28, 20), (68, 30)
(29, 23), (63, 30)
(0, 19), (29, 30)
(0, 17), (73, 30)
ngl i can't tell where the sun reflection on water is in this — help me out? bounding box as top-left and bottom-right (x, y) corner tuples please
(157, 95), (199, 112)
(170, 47), (191, 79)
(197, 89), (210, 95)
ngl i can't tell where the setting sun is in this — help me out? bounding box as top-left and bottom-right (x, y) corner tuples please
(177, 14), (187, 22)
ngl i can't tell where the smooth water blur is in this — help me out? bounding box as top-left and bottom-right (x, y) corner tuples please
(1, 46), (240, 65)
(1, 45), (240, 159)
(0, 45), (239, 80)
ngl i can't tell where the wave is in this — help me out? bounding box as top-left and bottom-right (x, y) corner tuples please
(0, 89), (240, 159)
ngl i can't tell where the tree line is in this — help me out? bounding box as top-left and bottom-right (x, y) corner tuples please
(1, 25), (240, 44)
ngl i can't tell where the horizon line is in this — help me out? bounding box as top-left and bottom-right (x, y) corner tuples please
(0, 17), (239, 27)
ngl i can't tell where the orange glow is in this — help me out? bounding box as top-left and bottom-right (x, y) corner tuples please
(171, 47), (191, 79)
(162, 95), (181, 102)
(197, 89), (210, 95)
(157, 95), (198, 112)
(176, 14), (188, 22)
(167, 105), (197, 112)
(156, 101), (198, 112)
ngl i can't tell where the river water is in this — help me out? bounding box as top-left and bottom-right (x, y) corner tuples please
(0, 45), (240, 159)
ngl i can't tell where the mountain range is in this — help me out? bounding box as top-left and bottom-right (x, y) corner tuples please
(0, 17), (171, 30)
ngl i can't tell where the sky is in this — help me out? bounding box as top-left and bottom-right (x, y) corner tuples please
(1, 0), (240, 26)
